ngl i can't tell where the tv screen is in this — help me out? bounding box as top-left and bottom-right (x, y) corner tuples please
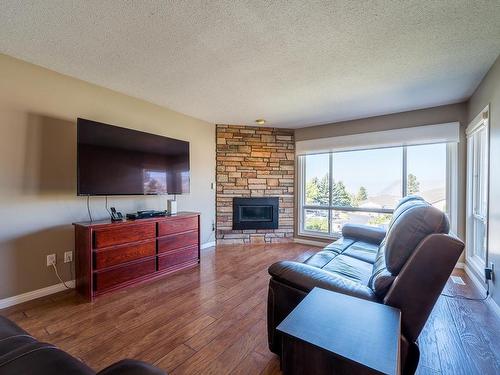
(77, 118), (190, 196)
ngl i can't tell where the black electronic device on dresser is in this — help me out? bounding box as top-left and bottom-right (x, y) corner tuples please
(109, 207), (123, 221)
(126, 210), (168, 220)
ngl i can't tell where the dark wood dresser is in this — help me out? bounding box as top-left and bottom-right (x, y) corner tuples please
(73, 212), (200, 301)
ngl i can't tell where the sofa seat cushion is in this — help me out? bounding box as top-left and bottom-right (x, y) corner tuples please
(303, 236), (358, 268)
(268, 261), (376, 301)
(342, 241), (379, 264)
(323, 237), (355, 254)
(303, 250), (338, 268)
(322, 255), (373, 285)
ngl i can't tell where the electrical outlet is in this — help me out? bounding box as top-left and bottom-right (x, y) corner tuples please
(64, 251), (73, 263)
(485, 262), (494, 281)
(46, 254), (56, 267)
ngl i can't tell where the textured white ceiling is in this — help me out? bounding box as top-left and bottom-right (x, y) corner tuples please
(1, 1), (499, 128)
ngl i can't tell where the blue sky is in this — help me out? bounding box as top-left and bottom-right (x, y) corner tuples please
(305, 143), (446, 196)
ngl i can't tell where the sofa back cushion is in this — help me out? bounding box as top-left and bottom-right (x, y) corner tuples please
(385, 202), (449, 274)
(385, 195), (425, 233)
(369, 198), (449, 297)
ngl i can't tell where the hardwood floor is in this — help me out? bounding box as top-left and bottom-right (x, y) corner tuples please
(1, 243), (499, 374)
(416, 268), (500, 375)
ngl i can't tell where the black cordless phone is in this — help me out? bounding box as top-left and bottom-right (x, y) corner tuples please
(110, 207), (123, 221)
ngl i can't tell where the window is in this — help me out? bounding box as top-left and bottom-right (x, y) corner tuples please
(406, 143), (447, 211)
(299, 143), (453, 238)
(466, 107), (489, 274)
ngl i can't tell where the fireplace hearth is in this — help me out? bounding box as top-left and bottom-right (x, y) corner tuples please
(233, 197), (279, 230)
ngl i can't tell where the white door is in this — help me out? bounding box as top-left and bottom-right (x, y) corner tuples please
(466, 107), (489, 274)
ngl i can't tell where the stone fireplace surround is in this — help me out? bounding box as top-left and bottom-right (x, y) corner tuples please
(216, 124), (295, 244)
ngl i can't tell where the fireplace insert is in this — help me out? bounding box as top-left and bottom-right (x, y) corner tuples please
(233, 197), (279, 230)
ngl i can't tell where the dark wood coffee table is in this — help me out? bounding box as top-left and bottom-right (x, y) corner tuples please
(276, 287), (401, 375)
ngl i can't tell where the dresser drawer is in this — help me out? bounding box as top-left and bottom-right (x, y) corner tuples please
(158, 246), (198, 270)
(94, 240), (156, 270)
(158, 230), (198, 253)
(93, 223), (156, 249)
(94, 258), (156, 291)
(158, 216), (198, 236)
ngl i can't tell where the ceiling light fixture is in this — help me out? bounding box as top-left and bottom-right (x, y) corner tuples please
(255, 119), (266, 125)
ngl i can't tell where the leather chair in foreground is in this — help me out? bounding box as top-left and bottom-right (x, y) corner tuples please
(267, 196), (464, 375)
(0, 315), (164, 375)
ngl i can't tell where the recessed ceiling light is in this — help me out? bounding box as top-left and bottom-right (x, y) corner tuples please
(255, 119), (266, 125)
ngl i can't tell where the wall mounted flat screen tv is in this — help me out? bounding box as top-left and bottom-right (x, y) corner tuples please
(77, 118), (190, 196)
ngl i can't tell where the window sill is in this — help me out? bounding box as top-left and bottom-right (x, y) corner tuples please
(297, 230), (340, 242)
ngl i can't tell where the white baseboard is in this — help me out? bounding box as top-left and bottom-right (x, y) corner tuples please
(0, 280), (75, 310)
(1, 242), (215, 310)
(464, 264), (486, 293)
(293, 238), (329, 247)
(201, 241), (216, 249)
(463, 264), (500, 318)
(487, 295), (500, 319)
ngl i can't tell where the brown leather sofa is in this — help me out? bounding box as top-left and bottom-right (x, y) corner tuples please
(267, 196), (464, 375)
(0, 315), (164, 375)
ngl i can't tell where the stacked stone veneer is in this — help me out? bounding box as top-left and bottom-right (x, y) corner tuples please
(216, 125), (295, 244)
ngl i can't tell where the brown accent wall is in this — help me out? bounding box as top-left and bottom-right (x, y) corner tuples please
(216, 125), (294, 244)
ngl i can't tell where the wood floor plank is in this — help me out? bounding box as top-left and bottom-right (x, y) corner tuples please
(1, 244), (499, 375)
(423, 297), (476, 375)
(91, 314), (217, 369)
(185, 289), (267, 351)
(198, 319), (266, 375)
(416, 305), (443, 373)
(445, 297), (500, 374)
(260, 356), (281, 375)
(171, 302), (266, 374)
(154, 344), (196, 373)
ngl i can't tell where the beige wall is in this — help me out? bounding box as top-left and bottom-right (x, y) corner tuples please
(294, 103), (469, 251)
(0, 54), (216, 300)
(467, 54), (500, 308)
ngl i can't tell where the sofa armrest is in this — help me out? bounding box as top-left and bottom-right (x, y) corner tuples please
(268, 261), (377, 301)
(97, 359), (165, 375)
(383, 233), (464, 343)
(342, 223), (386, 245)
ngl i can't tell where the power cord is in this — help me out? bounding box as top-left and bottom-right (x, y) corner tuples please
(105, 195), (112, 218)
(441, 280), (490, 301)
(87, 195), (93, 222)
(205, 229), (216, 246)
(50, 260), (71, 290)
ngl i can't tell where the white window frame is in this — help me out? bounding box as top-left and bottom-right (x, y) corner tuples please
(297, 143), (458, 239)
(465, 105), (489, 275)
